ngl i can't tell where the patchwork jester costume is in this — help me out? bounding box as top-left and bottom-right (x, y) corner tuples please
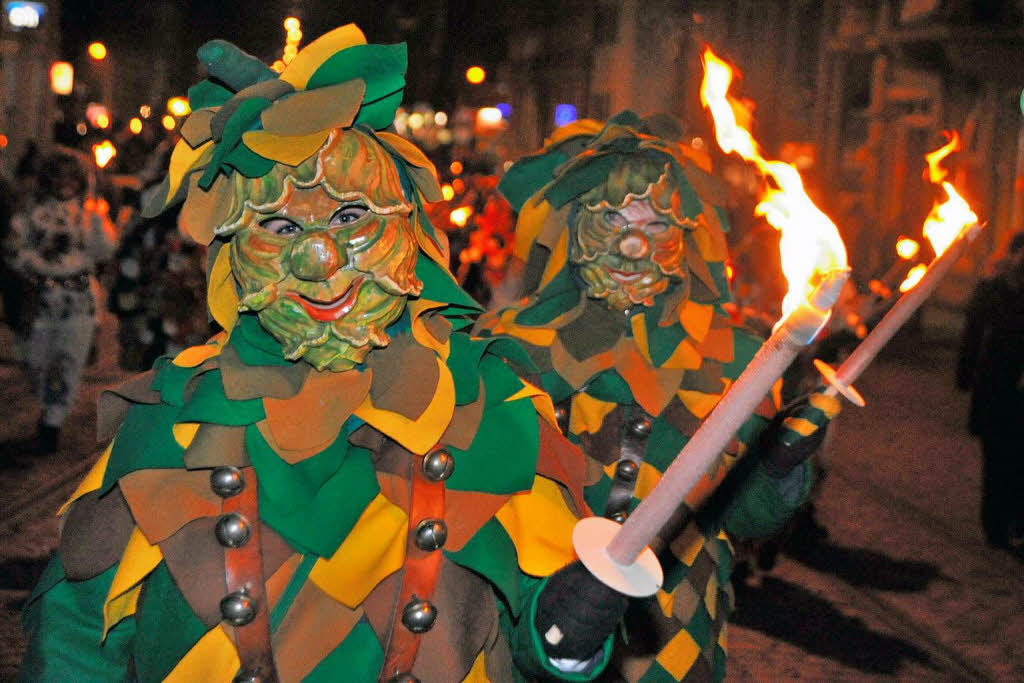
(476, 113), (839, 681)
(22, 27), (628, 682)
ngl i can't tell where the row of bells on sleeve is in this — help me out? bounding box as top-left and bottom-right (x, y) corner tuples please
(609, 415), (652, 524)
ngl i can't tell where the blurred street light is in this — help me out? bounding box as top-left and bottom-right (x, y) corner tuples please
(86, 102), (111, 129)
(167, 97), (190, 117)
(96, 113), (110, 129)
(434, 111), (448, 126)
(129, 117), (143, 134)
(92, 140), (116, 169)
(465, 66), (486, 85)
(49, 62), (74, 95)
(161, 115), (176, 131)
(284, 16), (300, 31)
(88, 42), (107, 61)
(476, 107), (503, 127)
(441, 184), (455, 201)
(449, 206), (473, 227)
(139, 105), (151, 118)
(449, 160), (463, 175)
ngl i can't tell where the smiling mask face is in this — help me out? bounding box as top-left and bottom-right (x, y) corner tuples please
(571, 161), (688, 310)
(226, 129), (422, 370)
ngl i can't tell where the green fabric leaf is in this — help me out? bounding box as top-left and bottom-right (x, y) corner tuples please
(414, 256), (483, 314)
(446, 333), (479, 406)
(231, 314), (294, 367)
(722, 329), (763, 380)
(668, 161), (705, 220)
(188, 79), (233, 110)
(246, 425), (380, 557)
(306, 42), (407, 104)
(225, 141), (275, 178)
(199, 97), (273, 189)
(539, 371), (574, 404)
(269, 554), (316, 633)
(713, 205), (731, 233)
(353, 89), (404, 131)
(480, 353), (526, 407)
(102, 402), (185, 492)
(151, 362), (201, 408)
(196, 40), (276, 92)
(707, 261), (732, 306)
(304, 618), (385, 682)
(176, 371), (265, 425)
(583, 474), (612, 517)
(585, 371), (634, 404)
(645, 416), (690, 474)
(447, 396), (537, 495)
(25, 551), (66, 608)
(497, 150), (568, 212)
(512, 269), (580, 327)
(544, 154), (618, 208)
(132, 562), (208, 683)
(20, 563), (135, 682)
(445, 518), (521, 613)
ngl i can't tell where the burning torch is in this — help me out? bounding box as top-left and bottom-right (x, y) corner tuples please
(572, 47), (850, 594)
(815, 131), (981, 407)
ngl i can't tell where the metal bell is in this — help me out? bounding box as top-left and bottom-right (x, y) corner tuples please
(220, 591), (257, 626)
(421, 448), (455, 482)
(232, 671), (262, 683)
(401, 598), (437, 633)
(609, 510), (629, 524)
(414, 519), (448, 552)
(210, 466), (245, 498)
(386, 675), (420, 683)
(215, 513), (251, 549)
(628, 417), (652, 438)
(553, 406), (569, 426)
(614, 459), (640, 482)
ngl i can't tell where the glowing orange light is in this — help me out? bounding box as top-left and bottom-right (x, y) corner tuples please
(465, 66), (486, 85)
(450, 160), (464, 175)
(441, 184), (455, 201)
(701, 47), (847, 320)
(49, 62), (74, 95)
(88, 42), (107, 61)
(895, 238), (920, 260)
(129, 117), (143, 134)
(920, 132), (979, 258)
(452, 178), (465, 194)
(476, 107), (503, 126)
(284, 16), (300, 31)
(161, 115), (176, 131)
(0, 134), (8, 149)
(271, 60), (286, 73)
(139, 105), (152, 118)
(899, 264), (927, 293)
(92, 140), (116, 169)
(95, 113), (110, 129)
(725, 262), (735, 282)
(167, 97), (190, 117)
(449, 206), (473, 228)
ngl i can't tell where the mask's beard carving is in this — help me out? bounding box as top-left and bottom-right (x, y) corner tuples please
(226, 128), (423, 372)
(571, 166), (691, 311)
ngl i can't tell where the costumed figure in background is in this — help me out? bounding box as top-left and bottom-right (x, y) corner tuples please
(476, 112), (841, 681)
(6, 152), (117, 453)
(22, 27), (644, 682)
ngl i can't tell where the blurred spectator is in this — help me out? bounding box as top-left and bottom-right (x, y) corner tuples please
(6, 153), (117, 453)
(108, 200), (208, 370)
(957, 231), (1024, 551)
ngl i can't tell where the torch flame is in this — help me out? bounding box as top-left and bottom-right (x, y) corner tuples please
(700, 47), (847, 320)
(899, 264), (927, 293)
(896, 238), (919, 260)
(921, 132), (978, 257)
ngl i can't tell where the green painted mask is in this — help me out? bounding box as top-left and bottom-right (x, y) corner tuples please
(227, 129), (422, 370)
(572, 166), (687, 310)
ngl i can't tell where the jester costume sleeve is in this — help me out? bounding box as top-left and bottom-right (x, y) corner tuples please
(20, 27), (618, 683)
(476, 112), (840, 682)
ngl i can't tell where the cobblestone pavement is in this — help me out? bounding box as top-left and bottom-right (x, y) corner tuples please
(0, 317), (1020, 681)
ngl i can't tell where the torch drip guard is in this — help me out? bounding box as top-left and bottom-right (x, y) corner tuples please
(572, 517), (663, 598)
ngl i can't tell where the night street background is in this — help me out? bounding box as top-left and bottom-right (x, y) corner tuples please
(0, 309), (1021, 680)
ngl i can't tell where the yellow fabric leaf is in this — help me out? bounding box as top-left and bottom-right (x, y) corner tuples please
(490, 308), (557, 347)
(656, 628), (701, 679)
(309, 493), (407, 607)
(718, 621), (729, 652)
(538, 230), (568, 290)
(59, 441), (112, 516)
(376, 132), (443, 202)
(659, 337), (703, 370)
(704, 573), (718, 621)
(495, 476), (578, 577)
(103, 585), (141, 639)
(630, 313), (653, 365)
(809, 391), (842, 418)
(543, 119), (604, 147)
(504, 383), (557, 428)
(207, 244), (239, 332)
(241, 129), (330, 167)
(692, 219), (728, 262)
(670, 523), (706, 567)
(163, 625), (239, 683)
(171, 335), (225, 368)
(782, 416), (819, 437)
(513, 197), (551, 262)
(166, 140), (213, 208)
(172, 422), (201, 449)
(656, 588), (674, 619)
(104, 527), (163, 636)
(677, 389), (722, 419)
(461, 651), (490, 683)
(568, 393), (616, 435)
(354, 357), (455, 455)
(407, 299), (451, 360)
(679, 300), (714, 343)
(279, 24), (367, 89)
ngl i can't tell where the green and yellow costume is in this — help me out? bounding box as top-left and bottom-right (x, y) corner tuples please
(477, 113), (834, 681)
(21, 27), (613, 682)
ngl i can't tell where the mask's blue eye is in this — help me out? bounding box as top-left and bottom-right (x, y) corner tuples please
(259, 218), (303, 236)
(331, 205), (369, 226)
(604, 210), (627, 228)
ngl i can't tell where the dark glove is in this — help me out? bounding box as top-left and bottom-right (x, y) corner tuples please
(763, 387), (841, 477)
(534, 560), (627, 660)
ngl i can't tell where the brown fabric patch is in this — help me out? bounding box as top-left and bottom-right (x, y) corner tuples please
(444, 489), (512, 552)
(682, 362), (724, 395)
(557, 299), (628, 362)
(660, 397), (704, 440)
(218, 343), (310, 401)
(183, 423), (249, 469)
(272, 580), (364, 681)
(366, 432), (411, 478)
(550, 336), (615, 391)
(60, 487), (135, 581)
(376, 471), (411, 514)
(672, 579), (702, 625)
(682, 164), (729, 207)
(658, 285), (690, 328)
(535, 416), (590, 516)
(159, 517), (228, 628)
(119, 468), (224, 543)
(614, 339), (686, 417)
(262, 368), (371, 461)
(96, 370), (160, 441)
(694, 323), (734, 364)
(265, 553), (302, 612)
(410, 558), (499, 682)
(179, 173), (233, 246)
(260, 522), (295, 582)
(577, 405), (624, 468)
(421, 313), (452, 348)
(362, 570), (402, 648)
(364, 335), (439, 420)
(440, 382), (485, 450)
(349, 423), (386, 453)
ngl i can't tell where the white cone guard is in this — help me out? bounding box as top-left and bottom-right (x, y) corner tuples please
(572, 517), (663, 598)
(813, 359), (866, 407)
